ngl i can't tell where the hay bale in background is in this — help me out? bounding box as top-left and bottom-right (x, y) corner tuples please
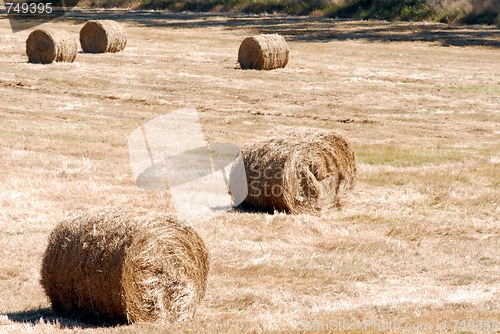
(238, 34), (289, 70)
(80, 20), (127, 53)
(26, 29), (78, 64)
(232, 127), (356, 213)
(41, 209), (209, 323)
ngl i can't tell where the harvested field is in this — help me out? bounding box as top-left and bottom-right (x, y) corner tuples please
(0, 10), (499, 333)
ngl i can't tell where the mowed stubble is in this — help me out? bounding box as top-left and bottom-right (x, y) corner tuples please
(0, 13), (499, 333)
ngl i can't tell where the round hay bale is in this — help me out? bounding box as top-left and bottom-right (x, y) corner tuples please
(80, 20), (127, 53)
(232, 127), (356, 213)
(41, 209), (209, 324)
(238, 34), (289, 70)
(26, 29), (78, 64)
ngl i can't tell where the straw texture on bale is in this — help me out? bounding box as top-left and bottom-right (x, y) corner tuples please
(238, 34), (289, 70)
(26, 29), (78, 64)
(80, 20), (127, 53)
(232, 127), (356, 213)
(41, 209), (209, 324)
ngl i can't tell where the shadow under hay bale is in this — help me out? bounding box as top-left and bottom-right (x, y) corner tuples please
(238, 34), (289, 70)
(26, 29), (78, 64)
(40, 209), (209, 324)
(80, 20), (127, 53)
(6, 307), (113, 328)
(231, 127), (356, 213)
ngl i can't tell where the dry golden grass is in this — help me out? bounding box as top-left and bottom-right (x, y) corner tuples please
(0, 12), (499, 333)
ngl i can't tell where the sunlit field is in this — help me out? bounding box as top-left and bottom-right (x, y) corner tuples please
(0, 10), (499, 333)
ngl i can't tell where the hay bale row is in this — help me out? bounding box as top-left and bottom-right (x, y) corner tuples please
(231, 127), (356, 213)
(26, 20), (126, 63)
(25, 24), (287, 69)
(80, 20), (127, 53)
(238, 34), (289, 70)
(41, 209), (209, 324)
(26, 29), (78, 64)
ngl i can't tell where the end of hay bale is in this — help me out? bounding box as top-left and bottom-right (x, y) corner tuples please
(238, 34), (289, 70)
(80, 20), (127, 53)
(40, 209), (209, 324)
(26, 29), (78, 64)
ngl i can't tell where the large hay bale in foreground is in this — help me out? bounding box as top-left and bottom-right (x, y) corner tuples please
(26, 29), (78, 64)
(80, 20), (127, 53)
(232, 127), (356, 213)
(41, 209), (209, 324)
(238, 34), (289, 70)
